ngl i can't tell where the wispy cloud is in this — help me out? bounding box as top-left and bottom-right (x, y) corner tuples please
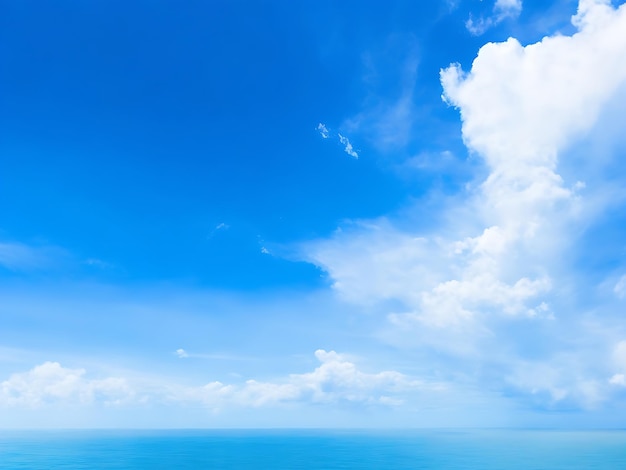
(207, 222), (230, 239)
(84, 258), (113, 270)
(344, 41), (419, 153)
(337, 134), (359, 159)
(466, 0), (523, 35)
(174, 348), (254, 361)
(0, 241), (66, 272)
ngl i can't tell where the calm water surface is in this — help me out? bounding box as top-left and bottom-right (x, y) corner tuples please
(1, 429), (625, 469)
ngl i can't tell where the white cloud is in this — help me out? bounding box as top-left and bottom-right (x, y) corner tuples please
(306, 0), (626, 326)
(440, 0), (626, 325)
(0, 362), (133, 408)
(317, 123), (360, 158)
(446, 1), (626, 171)
(181, 349), (435, 410)
(344, 45), (419, 152)
(301, 0), (626, 409)
(347, 89), (416, 152)
(173, 348), (254, 361)
(466, 0), (523, 35)
(207, 222), (230, 240)
(338, 134), (359, 159)
(304, 222), (426, 307)
(304, 215), (553, 328)
(303, 4), (621, 325)
(317, 122), (330, 139)
(495, 0), (523, 16)
(0, 352), (428, 411)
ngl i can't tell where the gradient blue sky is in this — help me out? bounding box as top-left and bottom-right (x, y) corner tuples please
(2, 0), (626, 428)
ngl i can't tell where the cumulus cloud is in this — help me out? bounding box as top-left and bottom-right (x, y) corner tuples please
(445, 2), (626, 168)
(0, 352), (429, 411)
(305, 212), (553, 328)
(181, 349), (435, 410)
(302, 0), (626, 409)
(307, 0), (626, 325)
(0, 362), (133, 408)
(466, 0), (523, 35)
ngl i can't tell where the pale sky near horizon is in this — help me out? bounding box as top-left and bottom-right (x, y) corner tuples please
(2, 0), (626, 428)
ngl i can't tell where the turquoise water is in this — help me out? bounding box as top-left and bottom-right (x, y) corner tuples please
(1, 429), (625, 469)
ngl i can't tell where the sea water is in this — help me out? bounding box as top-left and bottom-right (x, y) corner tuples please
(1, 429), (625, 469)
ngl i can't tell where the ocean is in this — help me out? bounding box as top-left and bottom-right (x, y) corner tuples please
(1, 429), (625, 469)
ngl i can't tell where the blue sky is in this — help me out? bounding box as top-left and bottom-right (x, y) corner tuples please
(2, 0), (626, 428)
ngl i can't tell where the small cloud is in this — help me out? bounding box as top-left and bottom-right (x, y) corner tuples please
(207, 223), (230, 240)
(260, 247), (270, 255)
(527, 302), (552, 318)
(175, 349), (189, 359)
(445, 0), (460, 12)
(466, 0), (522, 35)
(402, 150), (458, 173)
(84, 258), (112, 269)
(317, 123), (360, 159)
(317, 123), (330, 139)
(338, 134), (359, 159)
(495, 0), (522, 16)
(609, 374), (626, 386)
(614, 275), (626, 299)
